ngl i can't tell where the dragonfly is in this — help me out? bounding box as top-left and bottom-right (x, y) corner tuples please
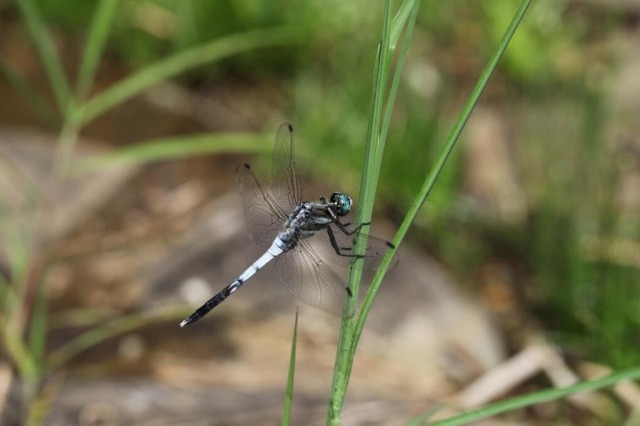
(180, 123), (394, 327)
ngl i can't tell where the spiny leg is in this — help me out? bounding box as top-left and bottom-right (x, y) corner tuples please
(325, 226), (377, 259)
(334, 220), (371, 236)
(326, 226), (355, 257)
(324, 230), (357, 298)
(325, 206), (370, 236)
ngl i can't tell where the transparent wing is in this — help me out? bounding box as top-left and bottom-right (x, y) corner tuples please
(235, 163), (288, 251)
(272, 240), (346, 316)
(326, 225), (397, 272)
(299, 225), (397, 296)
(271, 123), (302, 213)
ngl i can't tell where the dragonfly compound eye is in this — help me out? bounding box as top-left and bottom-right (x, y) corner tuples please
(330, 192), (352, 216)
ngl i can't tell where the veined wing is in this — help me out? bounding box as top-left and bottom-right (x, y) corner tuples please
(327, 225), (397, 272)
(272, 239), (346, 316)
(299, 225), (396, 296)
(271, 123), (302, 213)
(235, 163), (288, 252)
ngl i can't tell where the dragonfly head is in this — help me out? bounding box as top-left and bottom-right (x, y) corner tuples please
(329, 192), (352, 217)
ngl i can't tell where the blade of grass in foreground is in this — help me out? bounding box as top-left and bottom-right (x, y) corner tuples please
(70, 132), (270, 175)
(0, 314), (37, 379)
(328, 0), (402, 422)
(73, 26), (304, 126)
(282, 309), (299, 426)
(0, 59), (56, 126)
(405, 405), (445, 426)
(44, 307), (186, 373)
(17, 0), (71, 113)
(355, 0), (534, 353)
(329, 0), (532, 423)
(75, 0), (121, 100)
(430, 367), (640, 426)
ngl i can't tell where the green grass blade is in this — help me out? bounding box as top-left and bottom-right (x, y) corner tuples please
(44, 307), (186, 373)
(70, 132), (270, 174)
(27, 278), (48, 372)
(381, 0), (420, 155)
(74, 26), (304, 126)
(356, 0), (393, 218)
(282, 309), (299, 426)
(0, 217), (31, 320)
(0, 58), (57, 126)
(354, 0), (533, 349)
(351, 0), (420, 359)
(327, 1), (395, 424)
(48, 307), (123, 329)
(0, 265), (20, 318)
(390, 0), (415, 48)
(329, 0), (531, 423)
(0, 315), (37, 379)
(405, 404), (446, 426)
(17, 0), (71, 114)
(352, 0), (419, 245)
(75, 0), (121, 100)
(431, 367), (640, 426)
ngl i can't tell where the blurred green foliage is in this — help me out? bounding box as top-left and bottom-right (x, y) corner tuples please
(3, 0), (638, 374)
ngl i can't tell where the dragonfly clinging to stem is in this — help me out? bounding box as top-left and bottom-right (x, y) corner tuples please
(180, 123), (394, 327)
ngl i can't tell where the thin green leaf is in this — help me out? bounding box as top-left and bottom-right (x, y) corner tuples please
(0, 58), (57, 126)
(48, 307), (123, 329)
(352, 0), (418, 349)
(53, 121), (81, 179)
(329, 0), (532, 423)
(354, 0), (533, 355)
(0, 262), (19, 317)
(28, 278), (48, 370)
(390, 0), (415, 49)
(382, 0), (421, 152)
(74, 26), (305, 126)
(70, 132), (270, 175)
(17, 0), (71, 113)
(45, 307), (186, 373)
(0, 316), (37, 379)
(405, 404), (446, 426)
(282, 309), (299, 426)
(26, 377), (64, 426)
(56, 0), (121, 177)
(327, 1), (395, 424)
(353, 0), (420, 346)
(0, 218), (31, 320)
(75, 0), (121, 100)
(432, 367), (640, 426)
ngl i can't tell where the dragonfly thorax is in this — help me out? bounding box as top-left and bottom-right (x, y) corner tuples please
(330, 192), (352, 216)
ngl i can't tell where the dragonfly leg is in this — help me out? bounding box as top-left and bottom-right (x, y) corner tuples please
(334, 220), (371, 236)
(326, 207), (370, 235)
(325, 226), (376, 259)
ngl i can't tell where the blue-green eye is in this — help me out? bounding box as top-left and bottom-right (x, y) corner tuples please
(330, 192), (352, 216)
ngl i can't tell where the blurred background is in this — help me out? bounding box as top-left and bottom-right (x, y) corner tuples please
(0, 0), (639, 424)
